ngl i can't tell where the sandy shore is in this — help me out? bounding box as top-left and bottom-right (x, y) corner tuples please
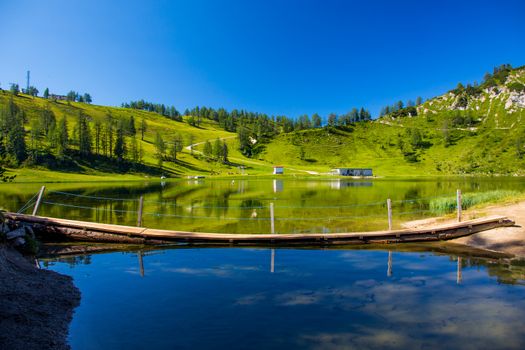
(0, 246), (80, 350)
(403, 200), (525, 258)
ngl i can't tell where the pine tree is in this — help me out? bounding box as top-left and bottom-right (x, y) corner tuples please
(327, 113), (338, 127)
(222, 141), (228, 163)
(130, 136), (139, 163)
(114, 123), (126, 162)
(312, 113), (322, 128)
(154, 131), (166, 164)
(105, 115), (114, 157)
(213, 138), (222, 160)
(203, 140), (212, 159)
(169, 134), (183, 161)
(94, 120), (102, 155)
(7, 110), (27, 164)
(29, 117), (43, 162)
(55, 117), (69, 159)
(40, 107), (56, 136)
(139, 118), (147, 141)
(77, 112), (92, 157)
(128, 116), (136, 136)
(43, 88), (50, 99)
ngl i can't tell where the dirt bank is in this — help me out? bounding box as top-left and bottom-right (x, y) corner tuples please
(403, 200), (525, 258)
(0, 245), (80, 350)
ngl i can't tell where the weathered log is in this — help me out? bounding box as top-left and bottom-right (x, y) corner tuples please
(3, 212), (515, 246)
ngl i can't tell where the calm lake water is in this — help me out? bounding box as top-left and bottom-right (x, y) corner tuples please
(4, 178), (524, 348)
(2, 177), (525, 233)
(44, 246), (525, 350)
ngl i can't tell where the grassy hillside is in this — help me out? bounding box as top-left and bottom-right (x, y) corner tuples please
(1, 64), (524, 181)
(261, 66), (525, 176)
(0, 92), (244, 181)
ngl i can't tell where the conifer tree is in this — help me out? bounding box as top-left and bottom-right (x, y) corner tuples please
(222, 141), (228, 163)
(213, 138), (222, 160)
(114, 123), (126, 162)
(154, 131), (165, 165)
(139, 118), (147, 141)
(77, 112), (92, 157)
(203, 140), (212, 159)
(55, 117), (69, 159)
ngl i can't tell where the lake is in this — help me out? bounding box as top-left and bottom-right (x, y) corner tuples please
(3, 177), (525, 234)
(3, 177), (524, 348)
(43, 246), (525, 349)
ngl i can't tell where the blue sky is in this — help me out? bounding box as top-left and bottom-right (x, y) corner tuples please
(0, 0), (524, 118)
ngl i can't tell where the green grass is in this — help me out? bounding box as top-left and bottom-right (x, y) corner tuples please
(1, 66), (525, 181)
(429, 190), (521, 214)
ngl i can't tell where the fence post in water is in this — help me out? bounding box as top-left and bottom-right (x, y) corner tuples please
(456, 256), (462, 284)
(270, 202), (275, 234)
(137, 196), (144, 227)
(32, 186), (46, 216)
(387, 198), (392, 231)
(456, 189), (462, 222)
(387, 251), (393, 277)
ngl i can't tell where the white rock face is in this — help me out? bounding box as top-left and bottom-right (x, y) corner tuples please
(505, 91), (525, 110)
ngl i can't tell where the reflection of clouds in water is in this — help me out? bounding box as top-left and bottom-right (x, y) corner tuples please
(300, 328), (416, 350)
(275, 287), (374, 309)
(163, 267), (232, 277)
(161, 264), (261, 278)
(338, 252), (387, 270)
(235, 293), (267, 305)
(123, 268), (141, 275)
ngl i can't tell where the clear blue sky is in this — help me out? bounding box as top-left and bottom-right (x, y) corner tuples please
(1, 0), (524, 118)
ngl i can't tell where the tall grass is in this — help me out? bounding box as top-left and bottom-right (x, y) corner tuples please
(429, 190), (520, 214)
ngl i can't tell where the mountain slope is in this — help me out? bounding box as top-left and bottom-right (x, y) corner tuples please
(261, 66), (525, 175)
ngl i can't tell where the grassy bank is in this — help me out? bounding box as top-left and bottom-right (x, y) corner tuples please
(430, 190), (525, 214)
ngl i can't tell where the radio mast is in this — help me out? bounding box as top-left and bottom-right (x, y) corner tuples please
(26, 70), (30, 91)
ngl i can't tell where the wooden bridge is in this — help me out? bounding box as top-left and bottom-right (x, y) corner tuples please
(4, 212), (514, 246)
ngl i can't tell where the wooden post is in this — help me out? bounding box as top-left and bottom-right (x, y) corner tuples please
(270, 202), (275, 234)
(138, 251), (145, 277)
(456, 256), (462, 284)
(387, 250), (392, 277)
(32, 186), (46, 216)
(457, 189), (462, 222)
(137, 196), (144, 227)
(270, 249), (275, 273)
(387, 198), (392, 231)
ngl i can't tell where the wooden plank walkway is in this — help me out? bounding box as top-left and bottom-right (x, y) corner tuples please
(5, 212), (515, 246)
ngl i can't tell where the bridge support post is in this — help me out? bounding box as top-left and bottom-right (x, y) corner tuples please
(137, 196), (144, 227)
(457, 189), (462, 222)
(32, 186), (46, 216)
(387, 198), (392, 230)
(270, 202), (275, 234)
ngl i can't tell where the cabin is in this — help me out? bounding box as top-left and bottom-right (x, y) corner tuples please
(273, 166), (284, 175)
(331, 168), (373, 177)
(49, 94), (68, 101)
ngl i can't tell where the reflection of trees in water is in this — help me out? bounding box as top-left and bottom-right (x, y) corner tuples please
(43, 254), (92, 268)
(484, 258), (525, 285)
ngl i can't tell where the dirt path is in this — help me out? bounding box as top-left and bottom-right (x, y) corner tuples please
(0, 246), (80, 350)
(403, 201), (525, 258)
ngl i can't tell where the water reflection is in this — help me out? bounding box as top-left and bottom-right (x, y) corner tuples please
(43, 246), (525, 349)
(3, 177), (525, 234)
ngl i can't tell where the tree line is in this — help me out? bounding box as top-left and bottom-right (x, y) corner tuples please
(0, 97), (148, 170)
(121, 100), (182, 121)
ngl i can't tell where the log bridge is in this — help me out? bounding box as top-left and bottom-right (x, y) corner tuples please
(4, 212), (515, 246)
